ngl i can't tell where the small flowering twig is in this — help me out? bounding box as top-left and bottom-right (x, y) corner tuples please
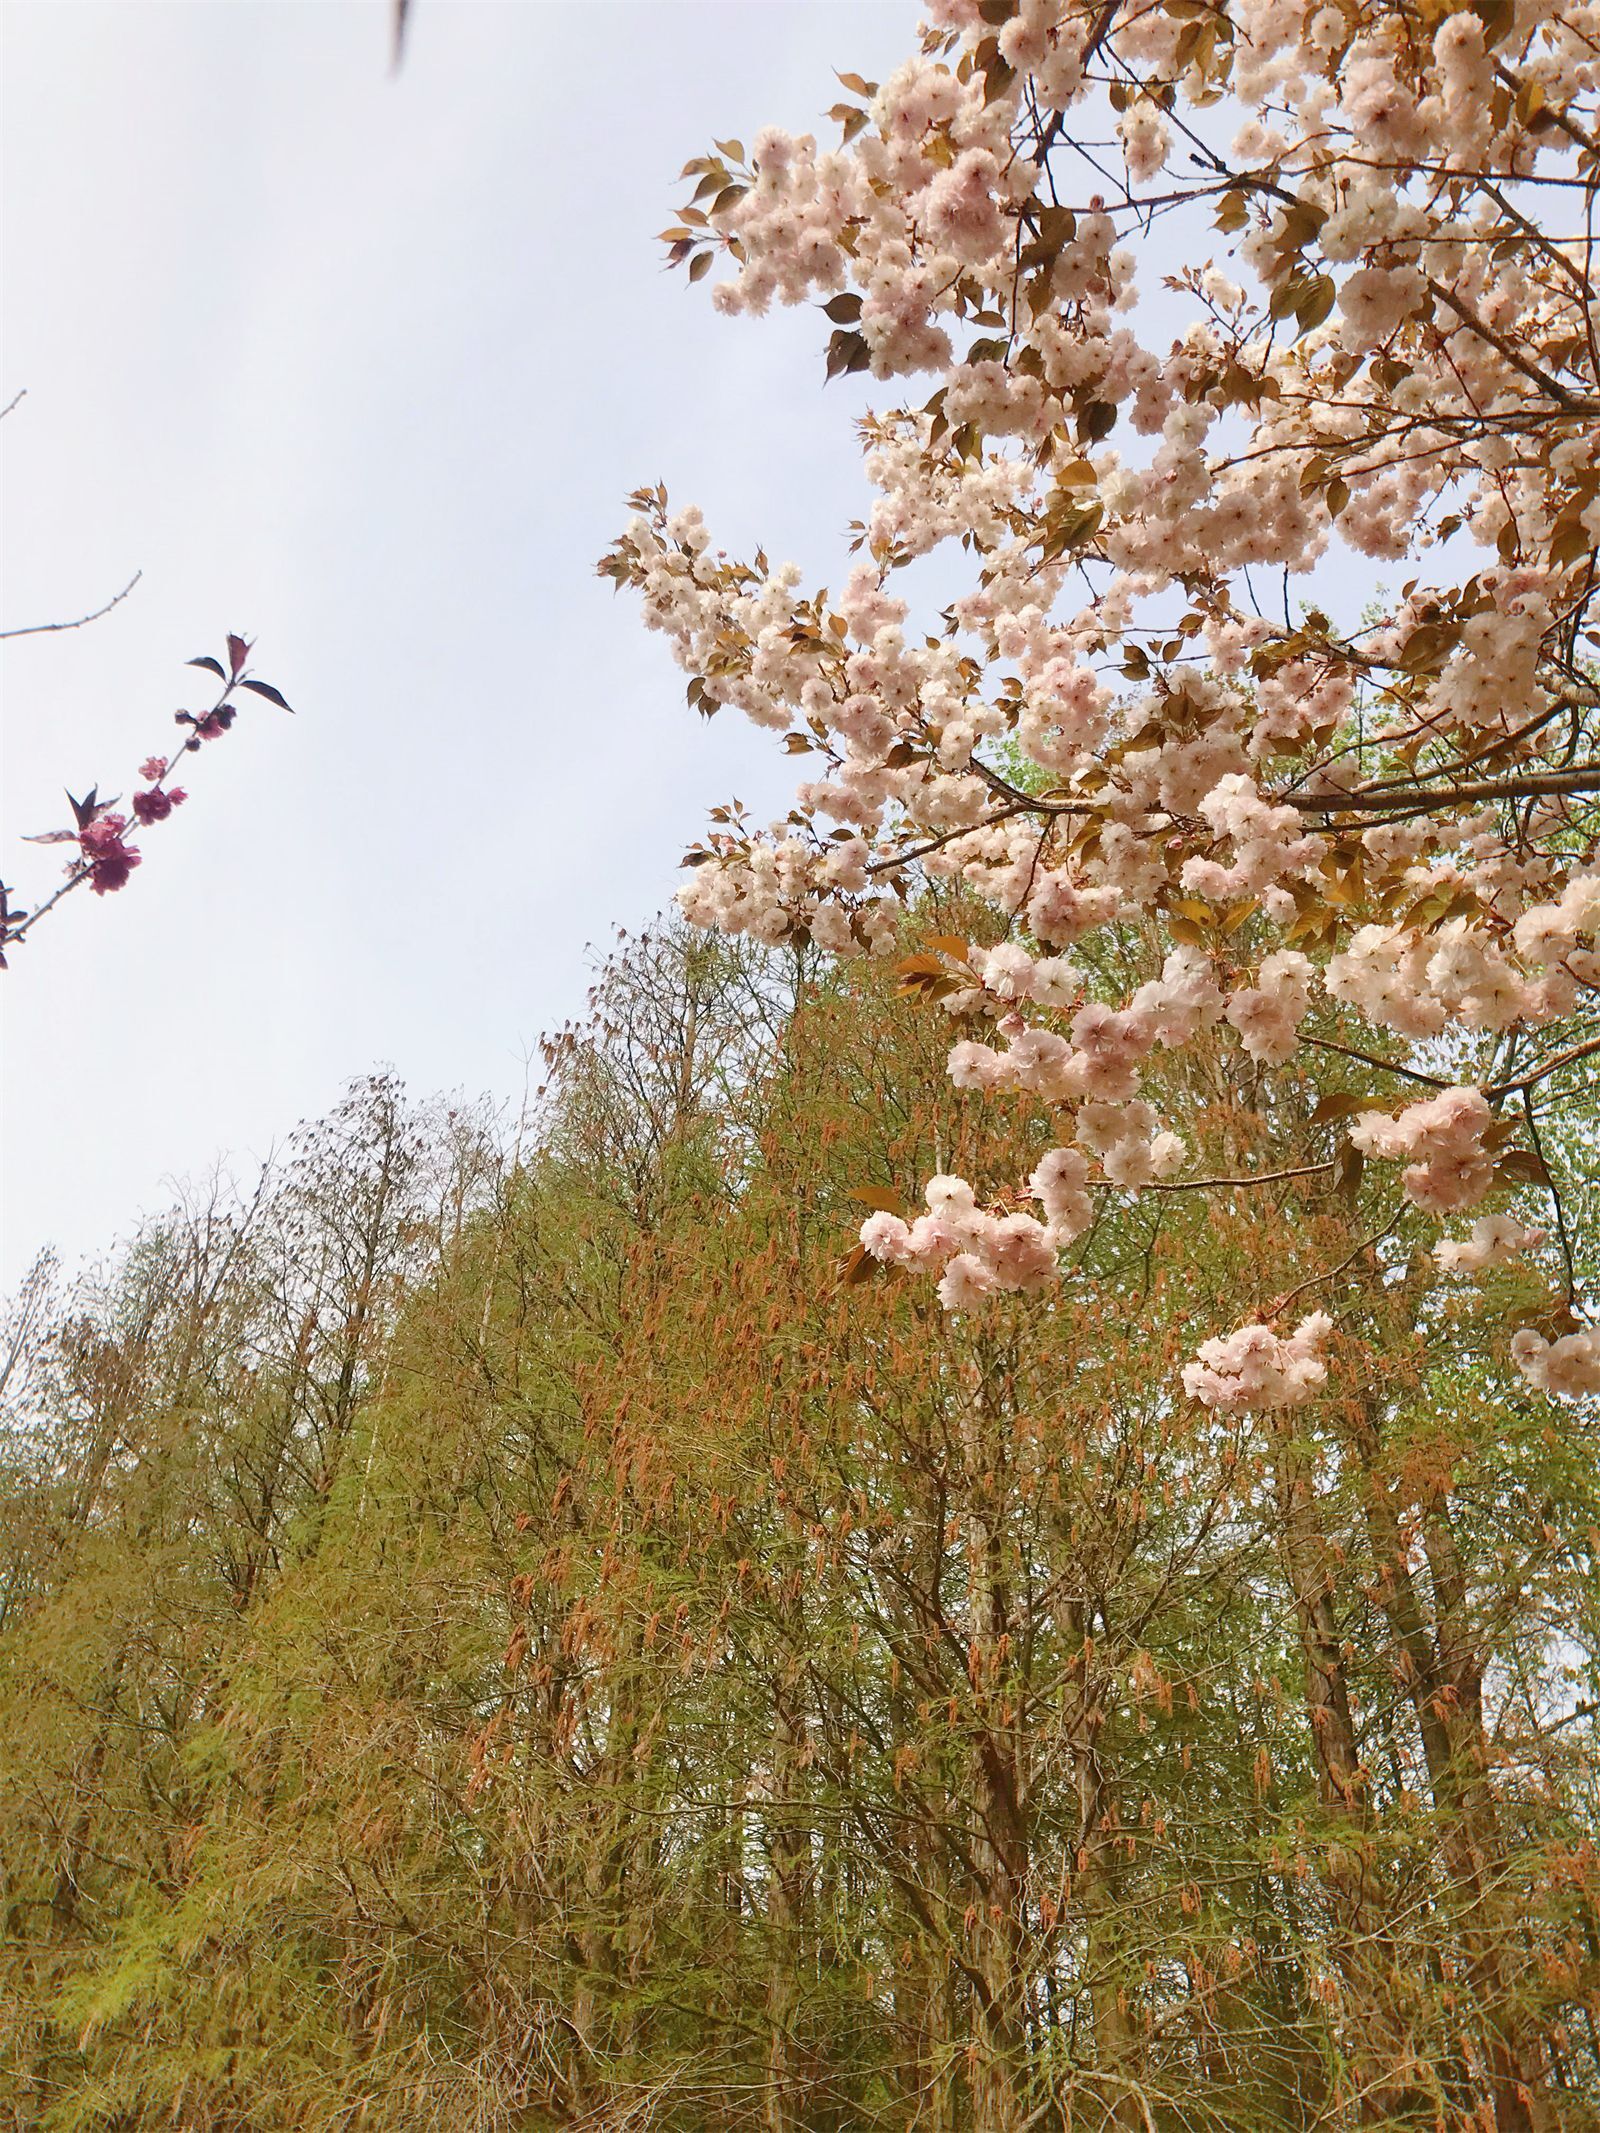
(0, 633), (293, 969)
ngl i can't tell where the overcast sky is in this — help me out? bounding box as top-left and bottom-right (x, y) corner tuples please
(0, 0), (918, 1286)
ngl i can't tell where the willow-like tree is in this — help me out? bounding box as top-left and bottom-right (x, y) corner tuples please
(4, 925), (1597, 2130)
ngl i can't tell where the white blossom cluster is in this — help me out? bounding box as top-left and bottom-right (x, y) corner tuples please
(1435, 1215), (1545, 1275)
(1181, 1312), (1334, 1413)
(1349, 1087), (1498, 1216)
(613, 0), (1600, 1400)
(860, 1173), (1072, 1314)
(1512, 1329), (1600, 1401)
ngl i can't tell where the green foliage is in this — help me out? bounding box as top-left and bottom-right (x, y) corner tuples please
(2, 931), (1598, 2130)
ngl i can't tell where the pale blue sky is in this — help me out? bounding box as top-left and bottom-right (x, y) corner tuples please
(1, 0), (916, 1283)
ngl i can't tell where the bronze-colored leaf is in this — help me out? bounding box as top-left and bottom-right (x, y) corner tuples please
(1311, 1092), (1379, 1125)
(849, 1186), (906, 1215)
(838, 1242), (880, 1288)
(1495, 1149), (1552, 1189)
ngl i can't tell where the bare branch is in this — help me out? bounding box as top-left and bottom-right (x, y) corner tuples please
(0, 571), (142, 643)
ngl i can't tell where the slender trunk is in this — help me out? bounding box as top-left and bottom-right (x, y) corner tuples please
(1270, 1418), (1404, 2124)
(962, 1359), (1027, 2133)
(888, 1516), (956, 2131)
(1422, 1492), (1545, 2133)
(1057, 1600), (1142, 2130)
(764, 1684), (810, 2133)
(1349, 1394), (1546, 2132)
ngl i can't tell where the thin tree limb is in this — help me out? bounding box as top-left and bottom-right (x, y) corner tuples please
(0, 571), (142, 642)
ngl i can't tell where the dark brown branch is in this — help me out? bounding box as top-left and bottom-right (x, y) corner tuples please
(1427, 278), (1587, 411)
(1302, 1038), (1452, 1090)
(1488, 1031), (1600, 1099)
(1286, 764), (1600, 813)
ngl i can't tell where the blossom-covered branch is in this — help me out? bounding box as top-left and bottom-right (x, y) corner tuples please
(606, 0), (1600, 1405)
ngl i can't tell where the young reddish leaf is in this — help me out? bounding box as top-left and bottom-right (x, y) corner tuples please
(239, 679), (295, 713)
(226, 634), (250, 677)
(1495, 1149), (1553, 1189)
(1214, 188), (1249, 232)
(186, 655), (227, 679)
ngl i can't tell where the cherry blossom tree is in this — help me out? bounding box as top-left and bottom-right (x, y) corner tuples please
(606, 0), (1600, 1402)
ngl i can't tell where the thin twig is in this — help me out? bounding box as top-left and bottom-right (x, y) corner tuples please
(1521, 1089), (1578, 1304)
(1487, 1031), (1600, 1099)
(0, 571), (142, 642)
(1303, 1037), (1452, 1090)
(1263, 1210), (1405, 1320)
(1145, 1159), (1334, 1194)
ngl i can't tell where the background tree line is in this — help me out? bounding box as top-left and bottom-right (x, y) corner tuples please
(2, 910), (1598, 2132)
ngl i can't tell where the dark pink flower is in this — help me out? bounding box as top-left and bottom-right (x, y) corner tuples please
(132, 787), (171, 825)
(79, 815), (129, 855)
(89, 850), (139, 893)
(79, 814), (141, 894)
